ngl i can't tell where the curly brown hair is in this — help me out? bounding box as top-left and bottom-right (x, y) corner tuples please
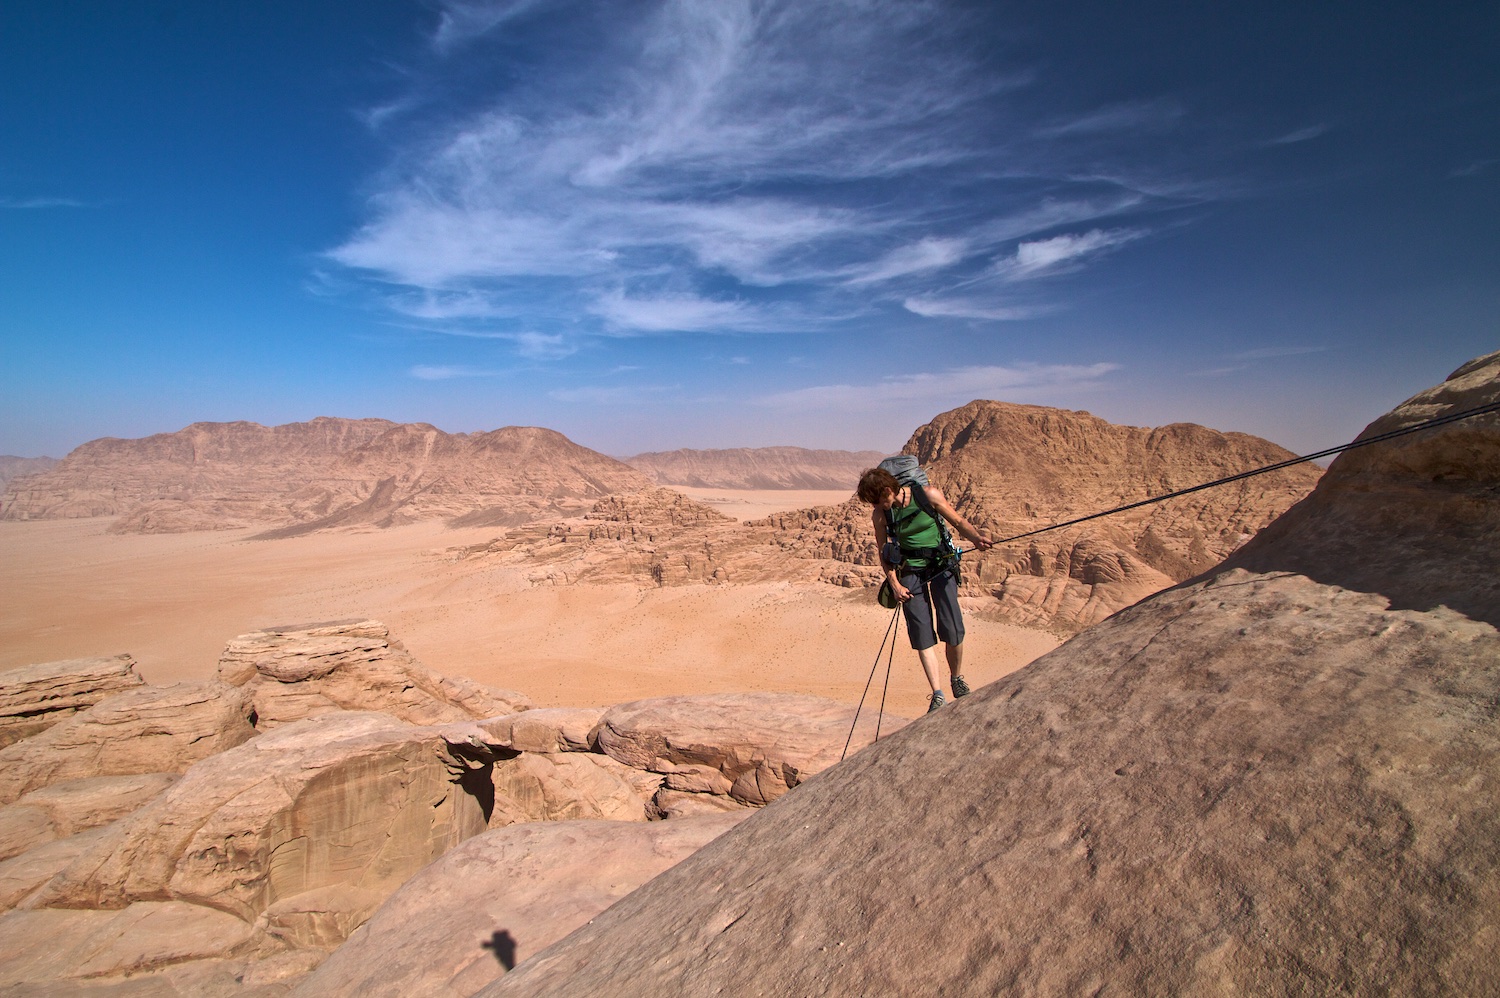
(856, 467), (900, 505)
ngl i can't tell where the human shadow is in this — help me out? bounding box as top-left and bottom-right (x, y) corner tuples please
(483, 929), (518, 971)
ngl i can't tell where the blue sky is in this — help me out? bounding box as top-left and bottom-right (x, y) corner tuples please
(2, 1), (1496, 459)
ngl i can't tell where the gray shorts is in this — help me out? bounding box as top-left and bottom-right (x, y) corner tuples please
(900, 565), (965, 651)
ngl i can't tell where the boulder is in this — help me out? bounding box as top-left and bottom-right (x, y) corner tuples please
(481, 707), (606, 753)
(0, 683), (253, 805)
(479, 353), (1500, 995)
(0, 774), (176, 861)
(593, 692), (908, 806)
(489, 753), (653, 825)
(293, 814), (750, 998)
(217, 620), (532, 728)
(0, 655), (145, 748)
(34, 712), (491, 933)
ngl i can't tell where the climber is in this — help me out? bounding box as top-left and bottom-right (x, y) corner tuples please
(857, 464), (994, 713)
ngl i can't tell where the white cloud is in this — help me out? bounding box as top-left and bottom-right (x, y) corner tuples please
(997, 228), (1143, 280)
(1038, 100), (1182, 138)
(410, 364), (498, 380)
(1266, 124), (1328, 146)
(549, 384), (679, 404)
(514, 331), (575, 359)
(844, 237), (968, 285)
(432, 0), (546, 52)
(589, 290), (789, 334)
(330, 2), (1214, 338)
(760, 362), (1120, 409)
(0, 197), (86, 209)
(902, 296), (1050, 321)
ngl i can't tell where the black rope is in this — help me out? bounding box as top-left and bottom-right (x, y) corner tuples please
(985, 398), (1500, 548)
(841, 604), (901, 762)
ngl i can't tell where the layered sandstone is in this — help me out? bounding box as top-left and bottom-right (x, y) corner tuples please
(216, 619), (532, 728)
(0, 418), (652, 534)
(625, 446), (885, 490)
(0, 681), (254, 805)
(480, 352), (1500, 997)
(0, 655), (146, 748)
(0, 456), (57, 492)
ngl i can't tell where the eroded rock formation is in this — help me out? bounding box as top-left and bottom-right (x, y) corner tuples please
(217, 619), (532, 728)
(0, 655), (146, 748)
(0, 620), (907, 993)
(478, 352), (1500, 997)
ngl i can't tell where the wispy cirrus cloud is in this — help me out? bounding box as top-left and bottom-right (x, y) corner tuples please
(0, 196), (87, 209)
(330, 1), (1219, 339)
(410, 364), (501, 380)
(1266, 124), (1328, 146)
(760, 362), (1119, 409)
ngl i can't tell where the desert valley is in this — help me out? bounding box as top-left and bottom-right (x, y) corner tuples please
(0, 351), (1495, 995)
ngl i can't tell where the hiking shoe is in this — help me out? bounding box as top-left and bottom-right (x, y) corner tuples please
(927, 690), (946, 713)
(951, 676), (971, 698)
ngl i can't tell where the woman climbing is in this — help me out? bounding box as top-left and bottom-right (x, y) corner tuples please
(857, 464), (994, 713)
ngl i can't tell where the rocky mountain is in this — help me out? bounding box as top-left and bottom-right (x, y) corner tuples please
(478, 353), (1500, 995)
(0, 456), (57, 492)
(624, 446), (885, 490)
(0, 418), (653, 535)
(475, 406), (1321, 631)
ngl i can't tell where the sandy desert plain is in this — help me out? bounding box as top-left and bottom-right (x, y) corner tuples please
(0, 485), (1059, 720)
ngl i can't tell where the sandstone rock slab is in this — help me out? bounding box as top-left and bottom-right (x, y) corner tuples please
(0, 827), (114, 911)
(0, 683), (253, 805)
(593, 692), (908, 806)
(0, 902), (256, 987)
(0, 774), (179, 861)
(35, 712), (489, 930)
(293, 814), (749, 998)
(217, 620), (532, 728)
(0, 655), (146, 748)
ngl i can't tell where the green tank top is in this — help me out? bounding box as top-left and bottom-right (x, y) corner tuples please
(891, 496), (944, 568)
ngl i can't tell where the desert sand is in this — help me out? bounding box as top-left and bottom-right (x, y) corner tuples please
(0, 489), (1056, 718)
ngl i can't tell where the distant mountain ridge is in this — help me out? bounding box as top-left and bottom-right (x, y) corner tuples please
(0, 456), (58, 492)
(624, 447), (886, 490)
(0, 418), (652, 535)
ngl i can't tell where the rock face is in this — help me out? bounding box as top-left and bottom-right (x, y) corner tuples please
(625, 447), (886, 489)
(217, 619), (532, 728)
(292, 814), (750, 998)
(0, 682), (254, 805)
(0, 775), (177, 863)
(0, 655), (146, 748)
(480, 354), (1500, 996)
(0, 417), (652, 534)
(0, 455), (57, 493)
(594, 692), (905, 807)
(35, 712), (489, 928)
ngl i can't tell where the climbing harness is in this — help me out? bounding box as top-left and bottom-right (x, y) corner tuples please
(977, 399), (1500, 548)
(841, 604), (901, 761)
